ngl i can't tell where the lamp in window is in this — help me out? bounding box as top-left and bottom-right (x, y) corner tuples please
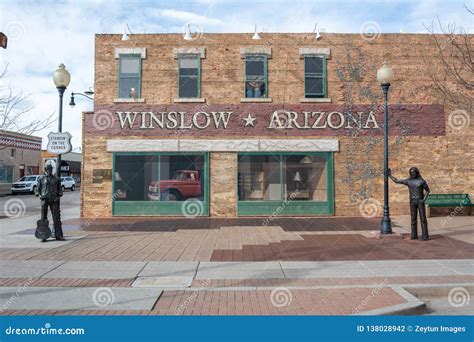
(121, 23), (132, 41)
(252, 24), (261, 40)
(293, 171), (302, 190)
(129, 87), (136, 99)
(300, 156), (312, 164)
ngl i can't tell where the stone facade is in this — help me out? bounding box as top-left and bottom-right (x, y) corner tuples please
(81, 33), (473, 218)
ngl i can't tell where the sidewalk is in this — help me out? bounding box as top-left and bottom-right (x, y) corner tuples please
(0, 259), (472, 315)
(0, 216), (472, 262)
(0, 215), (472, 315)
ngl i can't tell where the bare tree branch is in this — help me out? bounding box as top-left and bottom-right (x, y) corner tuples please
(0, 64), (56, 146)
(422, 9), (474, 114)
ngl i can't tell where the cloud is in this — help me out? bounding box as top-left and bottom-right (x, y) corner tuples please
(154, 9), (223, 25)
(0, 0), (471, 151)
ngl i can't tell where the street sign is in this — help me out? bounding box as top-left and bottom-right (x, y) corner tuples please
(47, 131), (72, 154)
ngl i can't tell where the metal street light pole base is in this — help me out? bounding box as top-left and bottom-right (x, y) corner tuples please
(380, 215), (393, 235)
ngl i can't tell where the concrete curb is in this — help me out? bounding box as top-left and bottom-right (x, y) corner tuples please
(402, 283), (474, 297)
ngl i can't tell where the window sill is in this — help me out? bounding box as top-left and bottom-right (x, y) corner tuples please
(114, 98), (146, 103)
(240, 98), (273, 103)
(173, 98), (206, 103)
(299, 98), (332, 103)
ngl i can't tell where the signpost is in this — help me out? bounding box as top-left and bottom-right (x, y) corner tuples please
(47, 131), (72, 155)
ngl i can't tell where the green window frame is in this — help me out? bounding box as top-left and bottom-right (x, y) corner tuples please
(244, 54), (268, 98)
(112, 152), (209, 216)
(178, 54), (201, 98)
(237, 152), (334, 216)
(304, 55), (327, 98)
(118, 54), (142, 99)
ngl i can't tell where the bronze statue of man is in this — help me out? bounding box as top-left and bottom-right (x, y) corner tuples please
(389, 167), (430, 240)
(36, 164), (64, 241)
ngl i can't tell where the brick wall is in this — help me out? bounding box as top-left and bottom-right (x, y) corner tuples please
(81, 33), (473, 218)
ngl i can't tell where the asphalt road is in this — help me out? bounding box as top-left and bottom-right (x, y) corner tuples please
(0, 190), (80, 218)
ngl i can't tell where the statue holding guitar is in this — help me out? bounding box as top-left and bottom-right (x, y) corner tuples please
(35, 163), (64, 242)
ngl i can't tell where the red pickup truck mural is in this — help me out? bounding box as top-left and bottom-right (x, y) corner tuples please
(148, 170), (202, 201)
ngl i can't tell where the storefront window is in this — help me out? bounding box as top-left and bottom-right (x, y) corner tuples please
(238, 153), (333, 216)
(113, 153), (208, 216)
(283, 155), (327, 201)
(304, 55), (326, 98)
(157, 155), (205, 201)
(0, 162), (13, 183)
(178, 54), (200, 98)
(238, 155), (280, 200)
(114, 155), (159, 201)
(118, 54), (141, 99)
(245, 55), (267, 98)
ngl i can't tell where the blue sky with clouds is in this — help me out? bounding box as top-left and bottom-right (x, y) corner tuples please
(1, 0), (472, 149)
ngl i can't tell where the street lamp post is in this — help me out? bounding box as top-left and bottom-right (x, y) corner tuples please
(52, 63), (71, 178)
(69, 89), (94, 108)
(377, 61), (394, 235)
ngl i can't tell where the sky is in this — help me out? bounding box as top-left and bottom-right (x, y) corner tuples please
(0, 0), (472, 151)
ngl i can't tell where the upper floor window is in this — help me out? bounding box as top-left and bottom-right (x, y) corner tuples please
(245, 55), (267, 98)
(178, 54), (200, 98)
(118, 54), (141, 99)
(304, 55), (327, 98)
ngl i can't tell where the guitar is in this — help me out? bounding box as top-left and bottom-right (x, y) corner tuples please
(35, 219), (51, 241)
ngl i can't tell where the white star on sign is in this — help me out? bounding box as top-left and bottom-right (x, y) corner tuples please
(243, 113), (256, 127)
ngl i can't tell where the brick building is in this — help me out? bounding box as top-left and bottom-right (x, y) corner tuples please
(81, 33), (472, 218)
(0, 130), (42, 195)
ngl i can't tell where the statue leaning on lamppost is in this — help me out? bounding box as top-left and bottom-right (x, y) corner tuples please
(389, 167), (431, 241)
(35, 63), (71, 242)
(35, 163), (64, 241)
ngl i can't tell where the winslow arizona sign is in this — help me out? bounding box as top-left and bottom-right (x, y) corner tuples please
(87, 103), (445, 137)
(114, 110), (380, 130)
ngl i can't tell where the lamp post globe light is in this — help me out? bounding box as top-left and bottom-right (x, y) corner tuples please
(377, 61), (394, 235)
(52, 63), (71, 177)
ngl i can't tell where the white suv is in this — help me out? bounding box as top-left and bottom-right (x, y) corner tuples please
(60, 176), (76, 191)
(11, 175), (41, 195)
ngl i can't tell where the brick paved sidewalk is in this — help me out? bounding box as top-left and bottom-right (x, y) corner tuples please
(1, 223), (472, 262)
(0, 286), (408, 316)
(0, 216), (471, 316)
(0, 261), (472, 316)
